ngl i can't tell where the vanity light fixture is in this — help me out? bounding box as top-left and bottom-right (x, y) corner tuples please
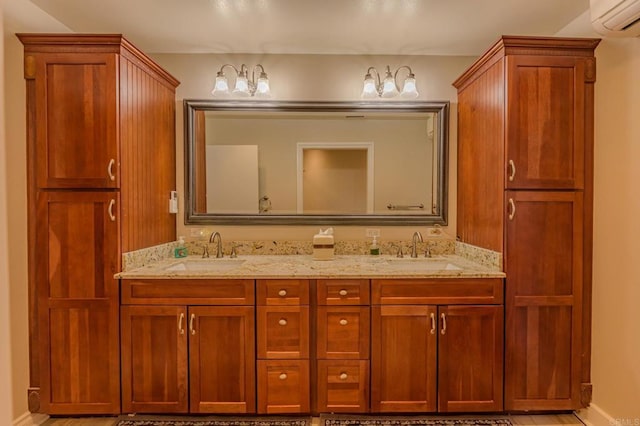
(361, 65), (419, 99)
(211, 63), (271, 98)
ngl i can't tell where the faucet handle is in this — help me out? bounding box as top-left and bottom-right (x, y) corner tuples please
(396, 246), (404, 258)
(202, 244), (210, 258)
(424, 247), (431, 258)
(230, 246), (237, 258)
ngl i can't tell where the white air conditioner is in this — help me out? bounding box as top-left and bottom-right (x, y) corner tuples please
(591, 0), (640, 36)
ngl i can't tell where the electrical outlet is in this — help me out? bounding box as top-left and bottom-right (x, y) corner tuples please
(366, 228), (380, 238)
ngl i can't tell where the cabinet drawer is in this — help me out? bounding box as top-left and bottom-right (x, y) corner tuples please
(317, 307), (370, 359)
(121, 279), (254, 305)
(317, 279), (370, 305)
(257, 306), (309, 359)
(317, 360), (369, 413)
(372, 278), (503, 305)
(257, 279), (309, 305)
(257, 360), (310, 414)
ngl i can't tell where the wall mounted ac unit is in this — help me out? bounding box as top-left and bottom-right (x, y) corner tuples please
(590, 0), (640, 36)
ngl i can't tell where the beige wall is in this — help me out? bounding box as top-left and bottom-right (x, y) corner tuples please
(589, 36), (640, 421)
(0, 6), (17, 426)
(152, 53), (474, 241)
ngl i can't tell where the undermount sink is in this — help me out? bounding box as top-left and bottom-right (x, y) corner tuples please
(382, 258), (462, 271)
(164, 259), (246, 272)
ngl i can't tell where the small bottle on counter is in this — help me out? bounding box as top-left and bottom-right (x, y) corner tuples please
(174, 236), (188, 258)
(370, 236), (380, 255)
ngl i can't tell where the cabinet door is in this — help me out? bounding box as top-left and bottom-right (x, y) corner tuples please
(438, 305), (504, 412)
(506, 56), (586, 189)
(189, 306), (256, 413)
(121, 306), (188, 413)
(257, 360), (310, 414)
(317, 306), (370, 359)
(37, 191), (120, 414)
(257, 306), (310, 359)
(505, 191), (583, 410)
(371, 305), (437, 412)
(33, 53), (119, 189)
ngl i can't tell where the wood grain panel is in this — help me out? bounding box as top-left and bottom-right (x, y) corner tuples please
(316, 307), (370, 359)
(257, 360), (310, 414)
(189, 306), (256, 413)
(371, 278), (503, 305)
(119, 55), (177, 252)
(33, 53), (118, 189)
(455, 59), (505, 251)
(257, 306), (310, 359)
(438, 305), (503, 412)
(506, 56), (585, 189)
(317, 360), (369, 413)
(317, 279), (370, 305)
(371, 305), (437, 412)
(121, 279), (254, 305)
(42, 300), (120, 414)
(120, 306), (188, 413)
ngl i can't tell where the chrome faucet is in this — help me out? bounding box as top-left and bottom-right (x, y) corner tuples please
(411, 231), (423, 258)
(208, 231), (224, 258)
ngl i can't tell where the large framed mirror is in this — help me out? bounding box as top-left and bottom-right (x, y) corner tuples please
(184, 100), (449, 225)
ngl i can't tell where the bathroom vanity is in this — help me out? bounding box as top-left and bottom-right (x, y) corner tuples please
(116, 254), (504, 415)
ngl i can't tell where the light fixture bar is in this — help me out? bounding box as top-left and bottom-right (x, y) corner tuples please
(211, 63), (271, 98)
(361, 65), (419, 99)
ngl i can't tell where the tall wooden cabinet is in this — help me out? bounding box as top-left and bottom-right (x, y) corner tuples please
(19, 34), (179, 414)
(453, 36), (599, 411)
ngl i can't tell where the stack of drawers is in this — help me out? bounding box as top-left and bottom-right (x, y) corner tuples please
(316, 279), (370, 413)
(257, 279), (310, 413)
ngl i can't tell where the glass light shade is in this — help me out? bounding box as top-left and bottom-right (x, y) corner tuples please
(361, 75), (378, 99)
(400, 76), (419, 99)
(232, 75), (251, 97)
(254, 75), (271, 98)
(211, 74), (230, 97)
(381, 74), (399, 98)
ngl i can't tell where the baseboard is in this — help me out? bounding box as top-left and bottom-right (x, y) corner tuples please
(576, 404), (617, 426)
(13, 411), (49, 426)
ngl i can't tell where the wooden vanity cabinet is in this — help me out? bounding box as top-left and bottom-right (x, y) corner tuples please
(257, 279), (310, 414)
(454, 36), (598, 410)
(316, 279), (370, 413)
(19, 34), (180, 414)
(371, 279), (503, 413)
(120, 279), (256, 414)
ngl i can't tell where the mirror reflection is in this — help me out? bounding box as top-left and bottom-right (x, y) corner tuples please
(184, 101), (449, 225)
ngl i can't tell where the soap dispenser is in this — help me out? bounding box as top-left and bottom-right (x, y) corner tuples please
(174, 236), (188, 258)
(370, 236), (380, 255)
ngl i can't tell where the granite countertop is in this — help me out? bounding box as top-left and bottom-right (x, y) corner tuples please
(115, 254), (505, 280)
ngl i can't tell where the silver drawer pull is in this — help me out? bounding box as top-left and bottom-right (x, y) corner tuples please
(338, 289), (348, 296)
(339, 373), (348, 380)
(178, 313), (185, 335)
(278, 318), (288, 326)
(279, 373), (287, 380)
(430, 312), (436, 335)
(339, 319), (348, 326)
(108, 199), (116, 222)
(441, 313), (447, 335)
(189, 313), (196, 335)
(508, 198), (516, 220)
(278, 289), (287, 297)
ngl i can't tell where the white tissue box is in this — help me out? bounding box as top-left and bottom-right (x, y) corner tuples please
(313, 233), (334, 260)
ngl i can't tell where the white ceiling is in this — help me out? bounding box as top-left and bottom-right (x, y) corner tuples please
(5, 0), (590, 56)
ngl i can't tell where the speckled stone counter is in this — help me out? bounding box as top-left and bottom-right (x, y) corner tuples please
(116, 253), (504, 280)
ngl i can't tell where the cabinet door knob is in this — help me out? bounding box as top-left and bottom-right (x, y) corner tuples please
(508, 159), (516, 182)
(189, 313), (197, 335)
(508, 198), (516, 220)
(108, 199), (116, 222)
(279, 373), (287, 380)
(339, 319), (348, 326)
(339, 373), (348, 380)
(278, 289), (287, 297)
(338, 289), (348, 296)
(440, 313), (447, 335)
(178, 313), (185, 335)
(278, 318), (288, 326)
(107, 159), (116, 181)
(430, 312), (436, 335)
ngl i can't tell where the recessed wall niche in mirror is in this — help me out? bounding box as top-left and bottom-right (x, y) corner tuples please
(184, 100), (449, 225)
